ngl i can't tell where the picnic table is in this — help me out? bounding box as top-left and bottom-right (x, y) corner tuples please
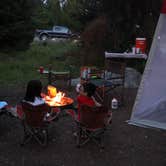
(38, 69), (71, 88)
(105, 52), (148, 59)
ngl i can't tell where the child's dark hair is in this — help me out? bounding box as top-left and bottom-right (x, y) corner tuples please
(24, 80), (42, 102)
(82, 82), (96, 97)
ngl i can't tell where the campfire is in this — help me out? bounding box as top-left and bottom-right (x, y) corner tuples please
(42, 85), (73, 107)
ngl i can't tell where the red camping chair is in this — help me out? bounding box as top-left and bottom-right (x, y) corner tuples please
(21, 102), (50, 146)
(76, 105), (112, 149)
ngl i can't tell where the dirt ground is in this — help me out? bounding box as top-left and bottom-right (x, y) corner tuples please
(0, 85), (166, 166)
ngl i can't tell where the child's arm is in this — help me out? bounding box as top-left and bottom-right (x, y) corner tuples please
(92, 96), (102, 107)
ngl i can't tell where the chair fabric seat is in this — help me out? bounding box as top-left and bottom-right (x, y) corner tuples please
(20, 102), (51, 146)
(70, 104), (112, 148)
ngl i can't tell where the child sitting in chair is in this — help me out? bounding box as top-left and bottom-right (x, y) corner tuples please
(77, 82), (101, 107)
(12, 80), (47, 119)
(77, 82), (112, 124)
(76, 82), (101, 120)
(7, 80), (59, 121)
(21, 80), (59, 121)
(68, 82), (101, 121)
(23, 80), (45, 106)
(69, 82), (112, 137)
(3, 80), (45, 118)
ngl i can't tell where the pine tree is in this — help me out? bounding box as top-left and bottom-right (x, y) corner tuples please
(0, 0), (38, 50)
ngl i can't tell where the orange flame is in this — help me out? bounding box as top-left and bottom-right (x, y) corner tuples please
(47, 85), (57, 98)
(44, 85), (66, 106)
(53, 91), (65, 103)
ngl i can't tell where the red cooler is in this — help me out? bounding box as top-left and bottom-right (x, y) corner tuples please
(135, 38), (147, 53)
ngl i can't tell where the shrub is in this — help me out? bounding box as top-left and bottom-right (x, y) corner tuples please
(80, 16), (109, 66)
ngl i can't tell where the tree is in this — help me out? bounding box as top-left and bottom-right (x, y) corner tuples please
(32, 1), (53, 28)
(76, 0), (103, 27)
(81, 16), (109, 66)
(0, 0), (39, 50)
(102, 0), (163, 51)
(43, 0), (84, 30)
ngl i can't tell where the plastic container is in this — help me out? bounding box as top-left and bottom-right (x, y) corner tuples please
(111, 98), (118, 109)
(132, 47), (136, 54)
(135, 38), (147, 53)
(76, 83), (81, 93)
(136, 47), (140, 54)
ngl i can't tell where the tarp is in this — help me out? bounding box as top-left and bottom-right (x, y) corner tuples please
(128, 0), (166, 130)
(0, 101), (8, 109)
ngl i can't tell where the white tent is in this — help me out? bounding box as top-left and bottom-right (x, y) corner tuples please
(128, 0), (166, 130)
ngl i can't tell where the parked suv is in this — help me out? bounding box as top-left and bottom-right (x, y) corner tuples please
(35, 25), (75, 40)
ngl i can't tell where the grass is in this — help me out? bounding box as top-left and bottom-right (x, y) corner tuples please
(0, 40), (81, 86)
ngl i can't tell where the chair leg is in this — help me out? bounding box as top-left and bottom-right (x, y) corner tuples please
(20, 122), (31, 146)
(84, 129), (105, 149)
(21, 125), (48, 147)
(32, 128), (48, 146)
(75, 123), (106, 149)
(76, 125), (82, 148)
(93, 133), (105, 149)
(76, 128), (93, 147)
(41, 129), (48, 146)
(20, 127), (33, 146)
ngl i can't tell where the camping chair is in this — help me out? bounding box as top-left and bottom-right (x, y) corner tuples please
(49, 70), (71, 90)
(80, 66), (104, 82)
(47, 64), (71, 89)
(104, 60), (126, 106)
(75, 105), (111, 149)
(38, 64), (71, 90)
(20, 102), (50, 146)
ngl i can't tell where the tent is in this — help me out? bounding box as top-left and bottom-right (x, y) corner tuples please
(128, 0), (166, 130)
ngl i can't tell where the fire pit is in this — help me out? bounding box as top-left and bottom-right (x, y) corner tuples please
(42, 85), (73, 107)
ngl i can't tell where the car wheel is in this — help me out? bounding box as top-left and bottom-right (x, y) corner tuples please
(40, 34), (48, 41)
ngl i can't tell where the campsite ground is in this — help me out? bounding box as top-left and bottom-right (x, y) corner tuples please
(0, 85), (166, 166)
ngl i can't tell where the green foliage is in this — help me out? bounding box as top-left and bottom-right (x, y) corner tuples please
(76, 0), (103, 26)
(0, 41), (81, 86)
(0, 0), (38, 50)
(33, 0), (86, 31)
(80, 16), (109, 66)
(32, 4), (52, 28)
(102, 0), (163, 52)
(0, 0), (163, 74)
(82, 16), (109, 49)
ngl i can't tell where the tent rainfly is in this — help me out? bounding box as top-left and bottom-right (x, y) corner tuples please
(128, 0), (166, 130)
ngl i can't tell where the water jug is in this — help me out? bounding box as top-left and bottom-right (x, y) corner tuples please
(111, 98), (118, 109)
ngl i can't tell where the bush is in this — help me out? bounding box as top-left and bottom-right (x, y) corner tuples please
(0, 0), (37, 50)
(80, 16), (109, 66)
(0, 41), (81, 86)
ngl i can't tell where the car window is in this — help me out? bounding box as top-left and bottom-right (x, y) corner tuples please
(53, 26), (69, 33)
